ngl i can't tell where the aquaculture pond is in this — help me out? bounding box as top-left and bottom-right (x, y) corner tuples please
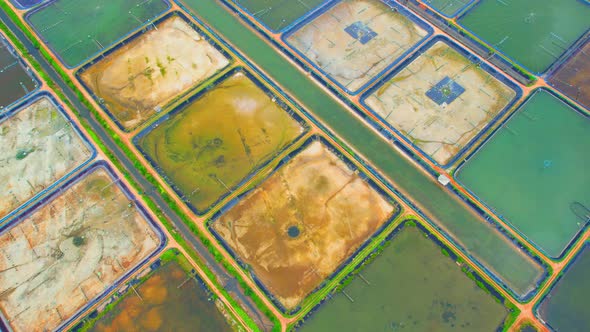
(27, 0), (170, 67)
(300, 223), (510, 331)
(136, 70), (305, 213)
(0, 37), (38, 109)
(538, 244), (590, 332)
(550, 38), (590, 111)
(424, 0), (473, 17)
(232, 0), (325, 31)
(84, 257), (233, 332)
(459, 0), (590, 73)
(457, 89), (590, 258)
(179, 0), (544, 298)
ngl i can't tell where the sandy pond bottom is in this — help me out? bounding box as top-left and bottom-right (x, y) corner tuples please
(0, 166), (160, 332)
(0, 96), (92, 220)
(80, 15), (230, 131)
(287, 0), (428, 92)
(213, 140), (398, 310)
(300, 224), (509, 331)
(365, 39), (516, 165)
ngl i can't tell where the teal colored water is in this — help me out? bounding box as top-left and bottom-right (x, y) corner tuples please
(459, 0), (590, 73)
(233, 0), (325, 31)
(301, 225), (509, 332)
(458, 90), (590, 258)
(538, 245), (590, 332)
(28, 0), (169, 67)
(425, 0), (471, 16)
(177, 0), (543, 296)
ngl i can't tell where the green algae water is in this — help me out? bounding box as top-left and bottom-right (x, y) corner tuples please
(459, 0), (590, 73)
(301, 224), (509, 331)
(233, 0), (325, 31)
(538, 244), (590, 332)
(28, 0), (169, 67)
(458, 90), (590, 258)
(137, 71), (304, 214)
(176, 0), (543, 297)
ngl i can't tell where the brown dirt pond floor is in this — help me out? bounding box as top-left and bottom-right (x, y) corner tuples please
(287, 0), (428, 92)
(212, 140), (399, 310)
(88, 260), (234, 332)
(0, 167), (160, 332)
(80, 15), (230, 130)
(365, 40), (516, 165)
(0, 96), (92, 220)
(550, 39), (590, 111)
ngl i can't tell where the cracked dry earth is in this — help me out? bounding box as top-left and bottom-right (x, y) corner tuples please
(0, 167), (160, 332)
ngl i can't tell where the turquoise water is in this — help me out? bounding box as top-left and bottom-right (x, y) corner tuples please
(28, 0), (169, 67)
(233, 0), (325, 31)
(177, 0), (544, 296)
(458, 90), (590, 258)
(301, 225), (509, 332)
(538, 244), (590, 332)
(425, 0), (471, 16)
(459, 0), (590, 73)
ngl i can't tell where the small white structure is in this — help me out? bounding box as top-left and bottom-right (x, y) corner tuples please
(438, 174), (451, 186)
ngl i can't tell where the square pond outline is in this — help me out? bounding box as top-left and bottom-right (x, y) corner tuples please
(282, 0), (434, 95)
(360, 36), (522, 168)
(295, 219), (515, 331)
(0, 91), (97, 225)
(208, 135), (401, 315)
(133, 67), (310, 217)
(453, 87), (590, 260)
(75, 11), (234, 133)
(0, 161), (167, 332)
(0, 33), (40, 112)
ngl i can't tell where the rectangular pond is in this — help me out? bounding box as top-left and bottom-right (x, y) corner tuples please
(537, 244), (590, 332)
(211, 137), (399, 312)
(135, 68), (307, 215)
(78, 13), (231, 131)
(231, 0), (326, 32)
(75, 250), (236, 332)
(457, 89), (590, 259)
(0, 35), (38, 110)
(298, 221), (512, 331)
(0, 163), (164, 332)
(0, 93), (94, 222)
(459, 0), (590, 73)
(27, 0), (170, 67)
